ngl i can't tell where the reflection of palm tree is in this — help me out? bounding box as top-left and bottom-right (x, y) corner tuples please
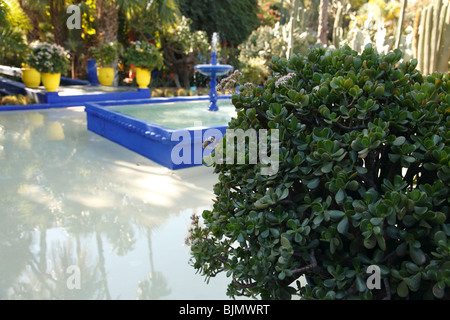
(96, 232), (112, 299)
(8, 240), (103, 299)
(2, 108), (216, 299)
(103, 215), (137, 257)
(136, 227), (170, 300)
(0, 209), (33, 299)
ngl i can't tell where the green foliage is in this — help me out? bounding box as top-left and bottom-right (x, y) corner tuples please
(0, 27), (28, 67)
(25, 41), (70, 74)
(90, 42), (122, 68)
(237, 23), (316, 84)
(170, 16), (210, 57)
(187, 44), (450, 300)
(178, 0), (260, 46)
(239, 56), (270, 85)
(124, 41), (163, 70)
(0, 1), (29, 67)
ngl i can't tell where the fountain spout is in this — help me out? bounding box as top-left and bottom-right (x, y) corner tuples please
(194, 33), (233, 111)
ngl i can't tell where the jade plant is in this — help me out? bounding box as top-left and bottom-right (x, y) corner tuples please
(186, 44), (450, 300)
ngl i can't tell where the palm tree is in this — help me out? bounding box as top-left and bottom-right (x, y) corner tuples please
(96, 0), (120, 43)
(48, 0), (67, 46)
(126, 0), (180, 40)
(96, 0), (178, 44)
(17, 0), (46, 42)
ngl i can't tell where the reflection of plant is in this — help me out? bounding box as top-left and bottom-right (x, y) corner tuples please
(90, 42), (122, 68)
(188, 45), (450, 300)
(124, 41), (163, 70)
(25, 41), (70, 74)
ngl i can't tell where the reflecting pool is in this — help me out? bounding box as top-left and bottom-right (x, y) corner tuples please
(0, 107), (236, 300)
(110, 100), (236, 129)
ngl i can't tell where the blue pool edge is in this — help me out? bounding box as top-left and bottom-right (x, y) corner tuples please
(84, 95), (232, 170)
(0, 94), (232, 112)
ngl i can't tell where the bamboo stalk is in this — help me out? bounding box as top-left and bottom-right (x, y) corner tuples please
(412, 8), (422, 59)
(430, 0), (442, 73)
(333, 1), (343, 48)
(417, 7), (427, 73)
(395, 0), (408, 49)
(436, 4), (450, 73)
(437, 4), (448, 56)
(423, 4), (434, 75)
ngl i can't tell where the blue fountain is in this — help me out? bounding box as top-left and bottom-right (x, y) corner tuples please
(194, 33), (233, 111)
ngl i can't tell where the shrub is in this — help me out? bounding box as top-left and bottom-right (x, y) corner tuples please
(25, 42), (70, 74)
(164, 88), (175, 97)
(124, 41), (164, 71)
(1, 95), (34, 105)
(237, 23), (316, 85)
(186, 44), (450, 300)
(90, 42), (122, 68)
(151, 88), (164, 97)
(177, 88), (188, 96)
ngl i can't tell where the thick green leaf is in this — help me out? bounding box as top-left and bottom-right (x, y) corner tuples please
(321, 162), (333, 173)
(328, 210), (345, 220)
(335, 189), (345, 203)
(410, 247), (426, 265)
(281, 236), (291, 249)
(397, 281), (409, 297)
(356, 276), (366, 292)
(337, 217), (349, 234)
(408, 273), (421, 291)
(432, 283), (445, 299)
(307, 178), (320, 189)
(392, 136), (406, 146)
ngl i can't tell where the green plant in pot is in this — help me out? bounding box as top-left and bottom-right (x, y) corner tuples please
(124, 41), (163, 89)
(186, 44), (450, 300)
(25, 41), (70, 91)
(90, 42), (122, 86)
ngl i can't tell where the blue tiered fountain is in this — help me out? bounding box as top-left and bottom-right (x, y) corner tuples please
(194, 33), (233, 111)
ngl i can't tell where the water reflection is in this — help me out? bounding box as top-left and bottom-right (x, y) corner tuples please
(0, 108), (230, 300)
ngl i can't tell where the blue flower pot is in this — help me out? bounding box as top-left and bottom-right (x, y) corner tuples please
(86, 59), (100, 86)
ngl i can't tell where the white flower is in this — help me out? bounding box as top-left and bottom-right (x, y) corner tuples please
(275, 72), (296, 88)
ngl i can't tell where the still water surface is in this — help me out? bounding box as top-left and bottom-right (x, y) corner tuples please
(111, 100), (236, 129)
(0, 107), (236, 300)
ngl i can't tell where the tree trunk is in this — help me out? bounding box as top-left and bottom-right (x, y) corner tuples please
(317, 0), (328, 45)
(18, 1), (41, 42)
(97, 0), (119, 43)
(97, 0), (119, 85)
(48, 0), (66, 46)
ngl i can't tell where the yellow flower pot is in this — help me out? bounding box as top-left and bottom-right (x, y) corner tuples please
(41, 73), (61, 92)
(135, 67), (152, 89)
(21, 68), (41, 88)
(98, 67), (115, 86)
